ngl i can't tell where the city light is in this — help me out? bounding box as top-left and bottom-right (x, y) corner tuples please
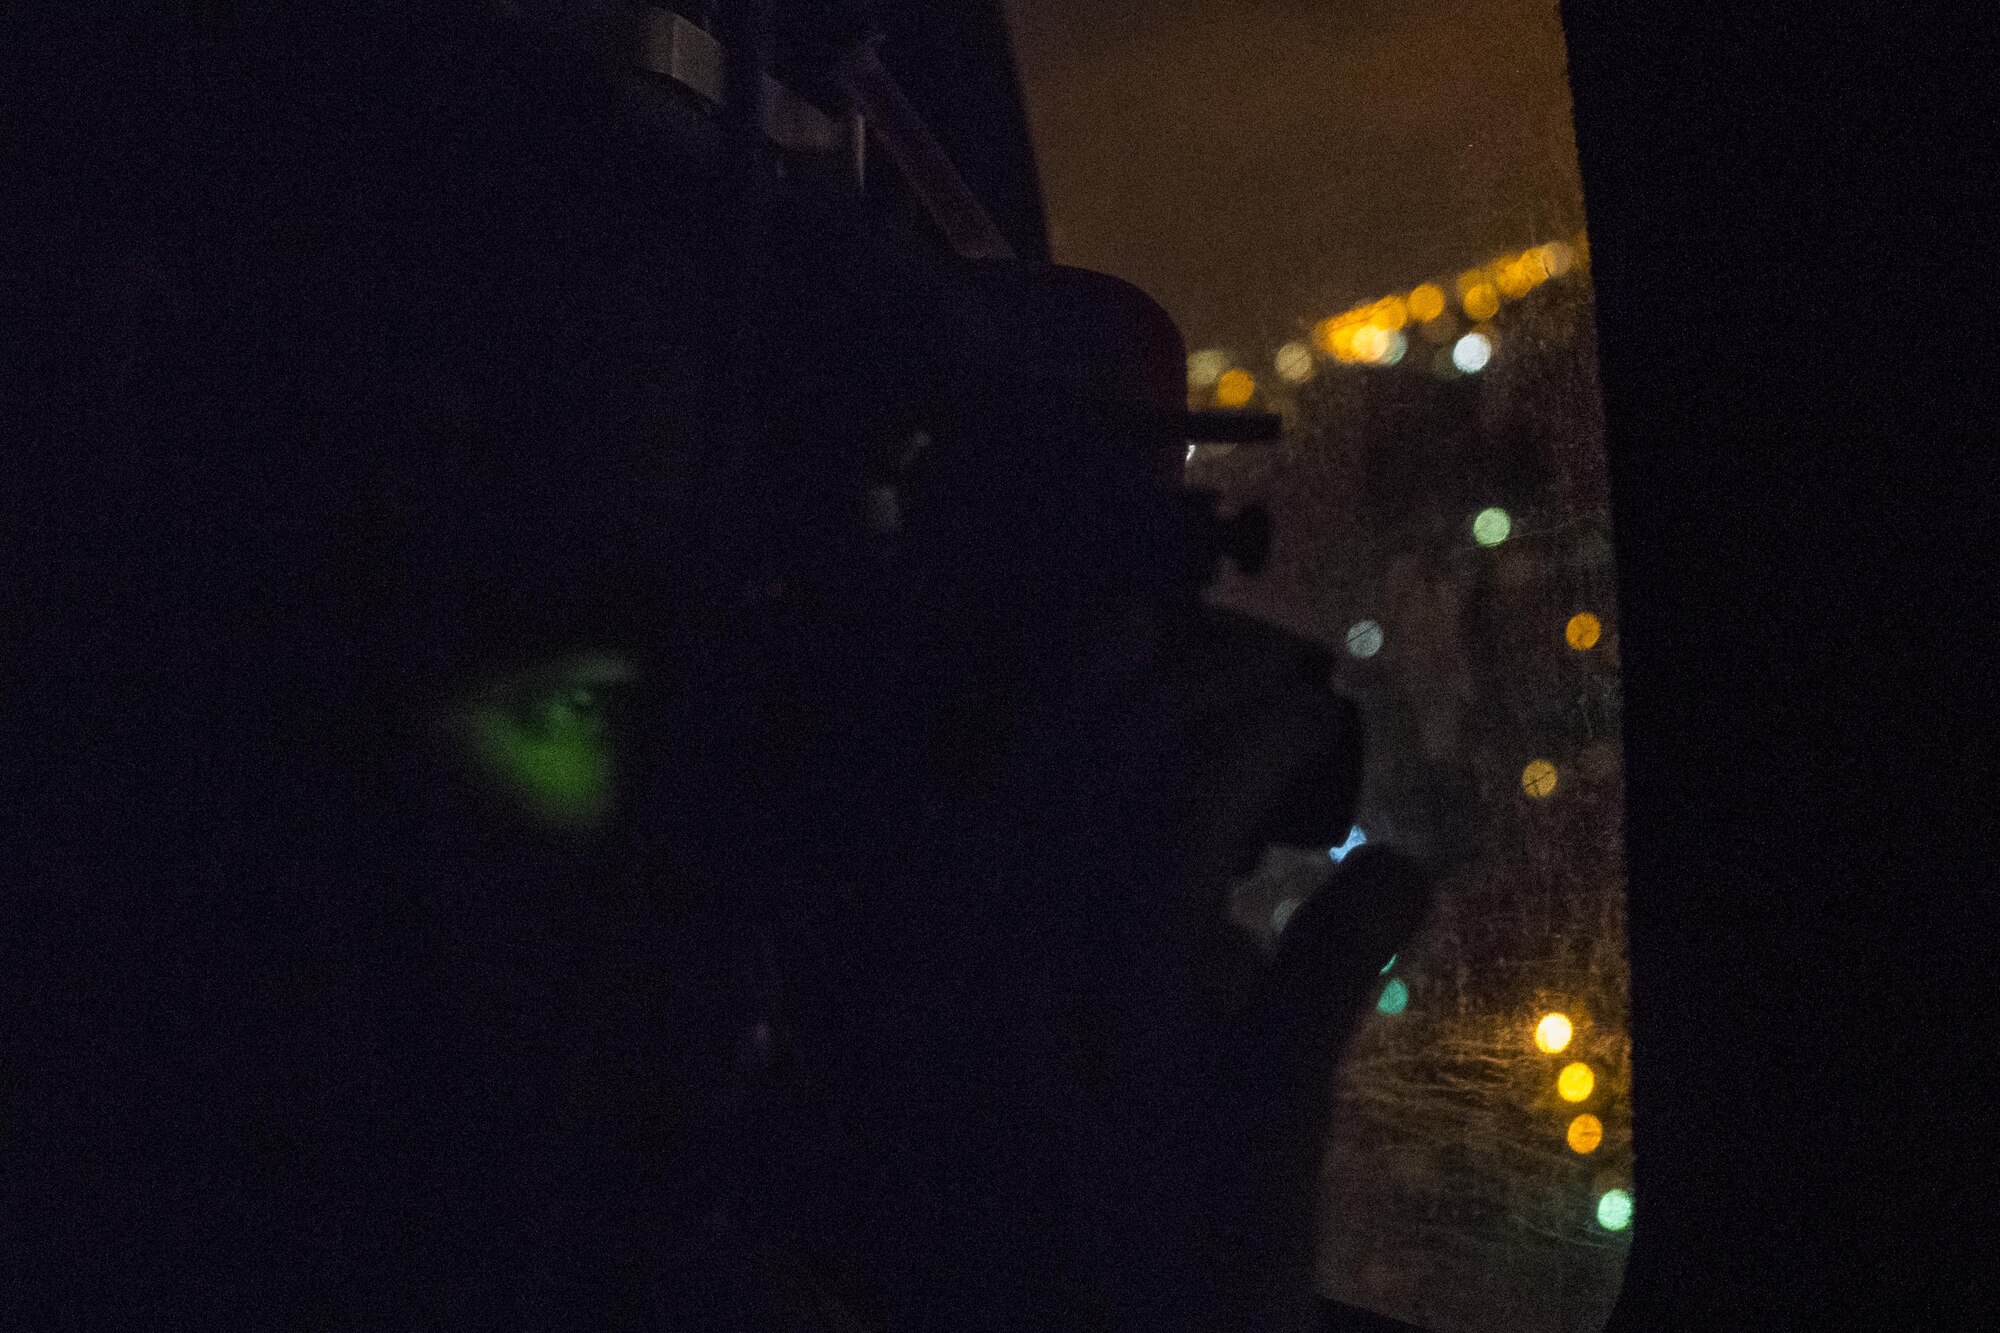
(1376, 977), (1410, 1015)
(1187, 348), (1229, 389)
(1379, 330), (1409, 365)
(1369, 294), (1410, 331)
(1535, 1012), (1574, 1054)
(1472, 505), (1511, 545)
(1407, 283), (1446, 322)
(1557, 1061), (1595, 1102)
(1345, 619), (1383, 658)
(1215, 368), (1255, 406)
(1522, 759), (1559, 799)
(1275, 340), (1316, 383)
(1596, 1188), (1633, 1231)
(1568, 1114), (1604, 1154)
(1329, 824), (1369, 861)
(1566, 612), (1603, 650)
(1453, 331), (1493, 373)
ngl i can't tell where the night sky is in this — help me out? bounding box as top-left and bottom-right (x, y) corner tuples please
(1004, 0), (1588, 361)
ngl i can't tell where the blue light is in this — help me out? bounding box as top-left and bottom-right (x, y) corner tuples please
(1345, 620), (1383, 659)
(1328, 825), (1368, 861)
(1380, 952), (1398, 975)
(1376, 977), (1409, 1015)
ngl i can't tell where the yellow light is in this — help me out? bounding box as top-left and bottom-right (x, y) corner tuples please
(1370, 295), (1409, 331)
(1557, 1062), (1595, 1102)
(1215, 368), (1255, 407)
(1494, 258), (1533, 299)
(1535, 1012), (1574, 1054)
(1315, 311), (1367, 357)
(1274, 341), (1315, 384)
(1566, 612), (1603, 650)
(1462, 283), (1500, 321)
(1522, 759), (1559, 799)
(1517, 247), (1551, 284)
(1352, 325), (1390, 362)
(1455, 268), (1488, 297)
(1407, 283), (1446, 322)
(1568, 1113), (1604, 1154)
(1540, 241), (1574, 277)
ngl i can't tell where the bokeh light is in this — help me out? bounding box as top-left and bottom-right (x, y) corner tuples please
(1352, 325), (1390, 363)
(1215, 368), (1255, 406)
(1369, 294), (1410, 331)
(1535, 1012), (1574, 1054)
(1186, 444), (1197, 463)
(1379, 330), (1409, 366)
(1566, 612), (1603, 650)
(1568, 1114), (1604, 1154)
(1557, 1061), (1595, 1102)
(1494, 257), (1533, 299)
(1329, 824), (1369, 861)
(1380, 951), (1397, 974)
(1187, 348), (1229, 389)
(1272, 897), (1300, 932)
(1472, 505), (1511, 545)
(1407, 283), (1446, 322)
(1522, 759), (1559, 799)
(1453, 331), (1493, 373)
(1345, 619), (1383, 658)
(1274, 341), (1316, 383)
(1596, 1188), (1633, 1231)
(1462, 283), (1500, 321)
(1376, 977), (1410, 1015)
(1541, 240), (1574, 277)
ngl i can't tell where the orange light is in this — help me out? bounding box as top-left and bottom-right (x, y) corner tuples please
(1314, 311), (1367, 357)
(1370, 295), (1410, 332)
(1352, 325), (1390, 362)
(1522, 759), (1559, 799)
(1494, 258), (1533, 299)
(1517, 247), (1551, 284)
(1462, 283), (1500, 321)
(1566, 612), (1603, 650)
(1407, 283), (1446, 322)
(1535, 1012), (1574, 1054)
(1215, 369), (1255, 407)
(1558, 1062), (1595, 1102)
(1567, 1113), (1604, 1154)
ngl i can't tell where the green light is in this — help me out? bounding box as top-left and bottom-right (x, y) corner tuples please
(1380, 953), (1398, 975)
(1473, 507), (1512, 546)
(1596, 1188), (1633, 1231)
(1376, 977), (1409, 1015)
(447, 652), (638, 832)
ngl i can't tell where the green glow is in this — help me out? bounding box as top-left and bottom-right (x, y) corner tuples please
(1473, 507), (1512, 546)
(447, 652), (638, 832)
(1381, 953), (1398, 974)
(1596, 1188), (1634, 1231)
(1376, 977), (1409, 1015)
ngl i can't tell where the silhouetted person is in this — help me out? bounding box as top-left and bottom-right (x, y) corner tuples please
(5, 10), (1429, 1330)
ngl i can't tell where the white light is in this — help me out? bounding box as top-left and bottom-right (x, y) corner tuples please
(1272, 897), (1301, 932)
(1274, 341), (1316, 383)
(1345, 619), (1383, 658)
(1187, 444), (1197, 463)
(1187, 348), (1229, 389)
(1452, 332), (1492, 373)
(1380, 330), (1408, 366)
(1329, 825), (1368, 862)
